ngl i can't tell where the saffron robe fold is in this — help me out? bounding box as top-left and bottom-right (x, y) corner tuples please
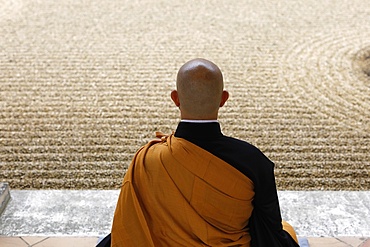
(111, 134), (255, 246)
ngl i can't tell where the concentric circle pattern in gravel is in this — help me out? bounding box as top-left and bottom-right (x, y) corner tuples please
(1, 0), (369, 190)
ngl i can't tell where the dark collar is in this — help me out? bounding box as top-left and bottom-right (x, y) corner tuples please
(174, 122), (223, 141)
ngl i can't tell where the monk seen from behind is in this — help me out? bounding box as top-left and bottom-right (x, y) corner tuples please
(106, 58), (299, 247)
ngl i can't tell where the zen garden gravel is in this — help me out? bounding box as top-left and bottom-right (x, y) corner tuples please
(0, 0), (369, 190)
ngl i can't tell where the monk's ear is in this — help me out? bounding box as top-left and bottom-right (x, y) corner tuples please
(219, 90), (229, 107)
(171, 90), (180, 107)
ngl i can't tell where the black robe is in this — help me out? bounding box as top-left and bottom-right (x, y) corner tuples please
(175, 122), (299, 247)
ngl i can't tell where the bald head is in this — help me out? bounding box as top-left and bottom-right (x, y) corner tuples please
(171, 58), (229, 120)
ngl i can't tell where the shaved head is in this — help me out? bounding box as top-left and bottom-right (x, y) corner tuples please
(171, 58), (229, 120)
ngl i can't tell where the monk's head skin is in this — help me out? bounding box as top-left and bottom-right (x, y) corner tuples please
(171, 58), (229, 120)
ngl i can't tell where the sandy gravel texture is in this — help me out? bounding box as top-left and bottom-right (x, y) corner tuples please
(0, 0), (369, 190)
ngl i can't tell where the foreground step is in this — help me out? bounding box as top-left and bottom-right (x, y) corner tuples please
(0, 190), (369, 238)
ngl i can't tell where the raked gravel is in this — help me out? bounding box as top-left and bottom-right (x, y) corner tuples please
(0, 0), (369, 190)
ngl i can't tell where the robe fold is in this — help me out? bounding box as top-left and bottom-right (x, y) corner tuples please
(111, 134), (255, 247)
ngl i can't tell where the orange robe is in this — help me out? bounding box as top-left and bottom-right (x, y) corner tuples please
(111, 134), (255, 246)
